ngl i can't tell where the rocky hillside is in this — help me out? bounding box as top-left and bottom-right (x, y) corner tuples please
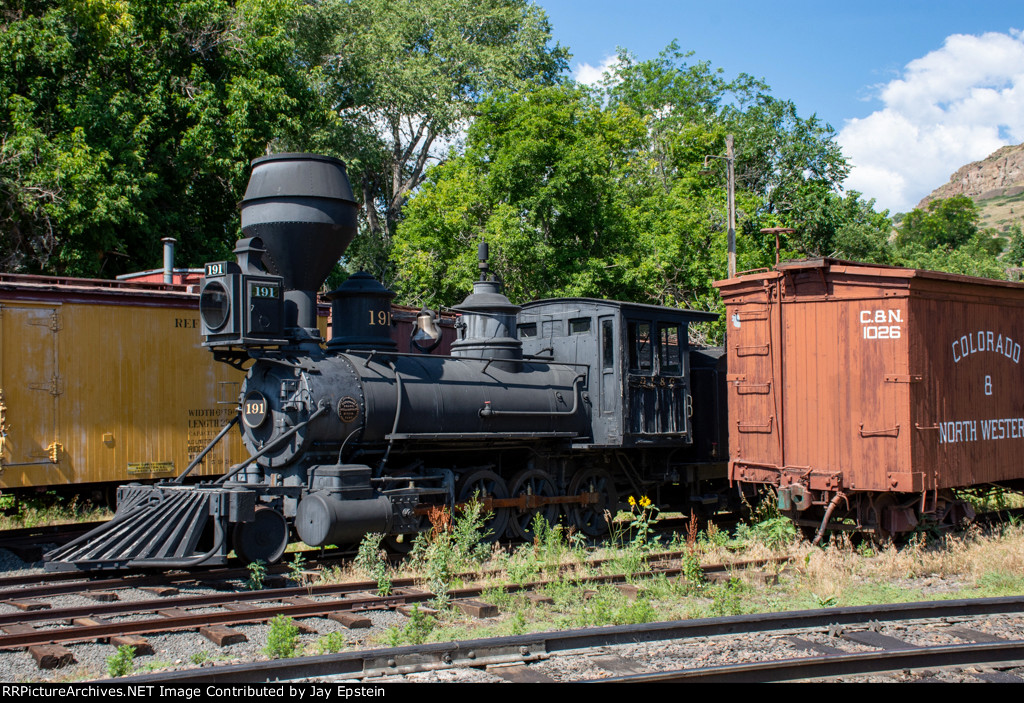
(916, 143), (1024, 233)
(917, 143), (1024, 207)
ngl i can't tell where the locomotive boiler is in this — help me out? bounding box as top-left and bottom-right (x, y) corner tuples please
(46, 153), (730, 571)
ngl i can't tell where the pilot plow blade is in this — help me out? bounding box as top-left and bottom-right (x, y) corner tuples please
(43, 483), (255, 572)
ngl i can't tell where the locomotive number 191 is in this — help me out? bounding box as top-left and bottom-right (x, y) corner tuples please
(368, 309), (391, 326)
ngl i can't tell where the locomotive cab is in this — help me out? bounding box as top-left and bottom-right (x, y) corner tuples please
(518, 299), (717, 448)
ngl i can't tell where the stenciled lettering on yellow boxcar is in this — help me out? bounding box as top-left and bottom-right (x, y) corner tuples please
(127, 461), (175, 476)
(186, 406), (235, 470)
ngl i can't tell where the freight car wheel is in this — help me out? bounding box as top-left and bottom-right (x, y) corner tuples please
(568, 468), (618, 537)
(457, 469), (510, 541)
(869, 494), (898, 542)
(232, 506), (289, 565)
(507, 469), (559, 540)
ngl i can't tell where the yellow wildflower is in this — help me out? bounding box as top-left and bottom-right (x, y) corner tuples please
(628, 496), (636, 507)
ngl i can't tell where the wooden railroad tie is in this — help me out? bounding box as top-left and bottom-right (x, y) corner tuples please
(84, 591), (119, 602)
(200, 625), (247, 647)
(7, 599), (49, 611)
(2, 624), (75, 670)
(139, 586), (179, 597)
(452, 599), (498, 618)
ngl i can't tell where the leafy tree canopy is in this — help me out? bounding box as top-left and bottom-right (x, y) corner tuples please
(0, 0), (327, 276)
(306, 0), (569, 284)
(391, 45), (867, 339)
(892, 195), (1005, 278)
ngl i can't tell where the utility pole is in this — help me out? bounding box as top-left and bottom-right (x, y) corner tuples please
(703, 134), (737, 278)
(726, 134), (736, 279)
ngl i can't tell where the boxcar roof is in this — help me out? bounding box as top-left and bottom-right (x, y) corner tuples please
(521, 297), (718, 322)
(0, 272), (200, 306)
(718, 257), (1024, 293)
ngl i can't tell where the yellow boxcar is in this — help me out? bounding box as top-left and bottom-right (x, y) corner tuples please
(0, 274), (249, 494)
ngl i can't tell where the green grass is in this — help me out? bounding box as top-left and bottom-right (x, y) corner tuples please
(0, 492), (112, 530)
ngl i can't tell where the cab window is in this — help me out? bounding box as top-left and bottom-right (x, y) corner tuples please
(659, 323), (682, 376)
(628, 321), (652, 373)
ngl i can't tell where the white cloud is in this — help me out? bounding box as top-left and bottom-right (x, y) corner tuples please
(838, 29), (1024, 213)
(572, 54), (620, 86)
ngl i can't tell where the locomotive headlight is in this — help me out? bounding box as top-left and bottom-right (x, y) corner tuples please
(200, 280), (231, 331)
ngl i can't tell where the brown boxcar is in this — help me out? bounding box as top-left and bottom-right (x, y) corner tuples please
(715, 258), (1024, 539)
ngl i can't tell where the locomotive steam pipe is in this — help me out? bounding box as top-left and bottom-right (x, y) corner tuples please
(478, 374), (586, 417)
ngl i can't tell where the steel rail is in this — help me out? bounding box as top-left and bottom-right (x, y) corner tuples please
(101, 595), (1024, 684)
(597, 640), (1024, 683)
(0, 556), (785, 633)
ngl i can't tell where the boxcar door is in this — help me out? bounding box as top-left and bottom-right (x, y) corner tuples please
(0, 304), (64, 486)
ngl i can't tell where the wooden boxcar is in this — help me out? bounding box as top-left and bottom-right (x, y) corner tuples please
(715, 258), (1024, 539)
(0, 274), (250, 496)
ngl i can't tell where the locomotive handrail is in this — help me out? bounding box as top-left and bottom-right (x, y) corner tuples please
(339, 348), (591, 369)
(215, 404), (330, 484)
(173, 413), (240, 483)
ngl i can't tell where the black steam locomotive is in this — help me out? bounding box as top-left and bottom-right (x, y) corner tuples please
(46, 154), (732, 571)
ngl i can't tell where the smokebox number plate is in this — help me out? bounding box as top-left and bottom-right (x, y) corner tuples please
(242, 390), (269, 428)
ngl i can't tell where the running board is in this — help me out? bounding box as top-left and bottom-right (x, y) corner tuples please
(44, 484), (255, 572)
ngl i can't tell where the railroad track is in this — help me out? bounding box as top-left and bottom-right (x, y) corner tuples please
(106, 596), (1024, 684)
(0, 521), (108, 561)
(0, 555), (786, 673)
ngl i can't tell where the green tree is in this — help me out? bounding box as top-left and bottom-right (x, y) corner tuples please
(893, 195), (1005, 277)
(393, 43), (868, 338)
(309, 0), (568, 283)
(1005, 223), (1024, 269)
(896, 195), (981, 249)
(783, 183), (892, 262)
(393, 83), (642, 306)
(0, 0), (326, 276)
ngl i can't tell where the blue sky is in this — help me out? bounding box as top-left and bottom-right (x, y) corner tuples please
(535, 1), (1024, 213)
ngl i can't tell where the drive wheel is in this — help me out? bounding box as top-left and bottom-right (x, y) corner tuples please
(232, 506), (289, 565)
(457, 469), (509, 541)
(507, 468), (559, 540)
(568, 468), (618, 537)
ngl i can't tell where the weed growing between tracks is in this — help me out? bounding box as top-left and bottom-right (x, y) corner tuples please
(352, 506), (1024, 648)
(105, 645), (136, 678)
(264, 614), (300, 658)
